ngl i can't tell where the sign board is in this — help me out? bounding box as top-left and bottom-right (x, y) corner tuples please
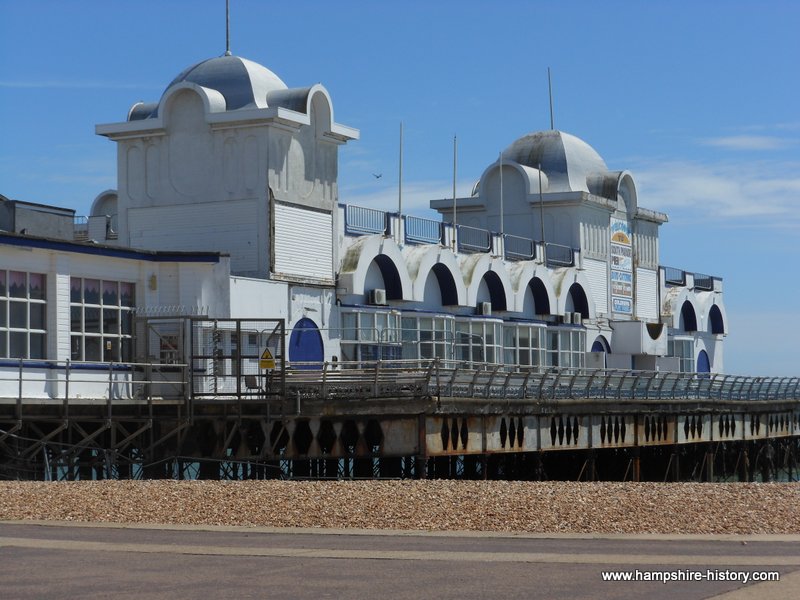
(259, 348), (276, 370)
(609, 217), (633, 315)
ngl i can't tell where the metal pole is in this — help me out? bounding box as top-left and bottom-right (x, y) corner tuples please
(499, 152), (504, 235)
(225, 0), (231, 56)
(452, 134), (457, 250)
(398, 121), (403, 216)
(538, 163), (547, 264)
(548, 67), (554, 130)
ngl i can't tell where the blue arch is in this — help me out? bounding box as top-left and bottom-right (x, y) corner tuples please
(697, 349), (710, 373)
(289, 317), (323, 369)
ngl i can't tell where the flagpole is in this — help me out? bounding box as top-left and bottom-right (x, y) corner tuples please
(538, 162), (546, 264)
(398, 121), (403, 217)
(499, 152), (504, 235)
(452, 134), (457, 250)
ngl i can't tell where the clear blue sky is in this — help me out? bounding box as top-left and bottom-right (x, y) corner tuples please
(1, 1), (798, 376)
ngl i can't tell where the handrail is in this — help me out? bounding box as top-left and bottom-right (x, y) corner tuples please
(344, 204), (388, 236)
(456, 224), (491, 253)
(504, 234), (535, 261)
(545, 242), (574, 267)
(405, 215), (443, 245)
(3, 357), (798, 406)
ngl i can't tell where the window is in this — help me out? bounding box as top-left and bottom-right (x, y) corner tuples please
(668, 338), (694, 373)
(339, 310), (401, 364)
(545, 328), (585, 369)
(70, 278), (135, 361)
(400, 314), (454, 361)
(503, 324), (545, 368)
(455, 319), (502, 366)
(0, 270), (47, 359)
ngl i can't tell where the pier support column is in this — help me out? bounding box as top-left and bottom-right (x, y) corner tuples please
(739, 443), (751, 482)
(705, 443), (715, 482)
(632, 447), (641, 482)
(672, 445), (681, 482)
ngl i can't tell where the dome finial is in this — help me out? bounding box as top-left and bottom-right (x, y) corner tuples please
(225, 0), (232, 56)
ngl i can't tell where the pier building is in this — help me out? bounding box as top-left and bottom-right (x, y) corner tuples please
(3, 52), (790, 484)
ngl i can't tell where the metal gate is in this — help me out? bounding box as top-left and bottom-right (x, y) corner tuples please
(190, 318), (285, 400)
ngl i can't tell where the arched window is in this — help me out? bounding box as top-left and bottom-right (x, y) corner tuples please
(709, 305), (724, 335)
(679, 301), (698, 332)
(365, 255), (403, 300)
(566, 283), (589, 319)
(529, 278), (550, 315)
(476, 271), (507, 311)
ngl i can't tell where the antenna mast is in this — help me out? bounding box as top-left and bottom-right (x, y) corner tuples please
(548, 67), (554, 130)
(225, 0), (232, 56)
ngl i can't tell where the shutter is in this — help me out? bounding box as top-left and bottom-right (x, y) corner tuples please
(635, 268), (658, 320)
(583, 258), (608, 315)
(274, 203), (333, 280)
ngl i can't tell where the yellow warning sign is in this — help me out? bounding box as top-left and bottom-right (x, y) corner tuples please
(259, 348), (276, 370)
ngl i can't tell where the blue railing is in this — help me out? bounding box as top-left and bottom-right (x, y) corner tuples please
(344, 205), (388, 236)
(456, 225), (491, 253)
(405, 215), (442, 245)
(544, 243), (574, 267)
(663, 266), (686, 286)
(504, 234), (535, 261)
(693, 273), (714, 291)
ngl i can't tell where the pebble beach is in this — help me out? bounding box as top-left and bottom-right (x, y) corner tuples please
(1, 480), (798, 535)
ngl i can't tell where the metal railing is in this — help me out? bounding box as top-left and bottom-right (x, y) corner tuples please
(456, 225), (492, 253)
(273, 359), (800, 405)
(0, 358), (188, 407)
(73, 216), (89, 240)
(663, 266), (686, 286)
(405, 215), (442, 245)
(504, 234), (535, 261)
(693, 273), (714, 291)
(4, 357), (798, 409)
(545, 243), (574, 267)
(344, 205), (388, 236)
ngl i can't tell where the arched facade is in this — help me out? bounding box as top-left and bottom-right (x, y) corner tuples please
(460, 254), (514, 310)
(338, 235), (413, 301)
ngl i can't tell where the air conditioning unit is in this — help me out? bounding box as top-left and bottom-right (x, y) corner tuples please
(572, 312), (583, 325)
(561, 312), (573, 324)
(367, 288), (387, 305)
(479, 302), (492, 316)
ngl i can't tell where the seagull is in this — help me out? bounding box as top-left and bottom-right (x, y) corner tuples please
(372, 173), (382, 179)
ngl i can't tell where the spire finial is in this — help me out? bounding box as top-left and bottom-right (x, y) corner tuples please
(225, 0), (232, 56)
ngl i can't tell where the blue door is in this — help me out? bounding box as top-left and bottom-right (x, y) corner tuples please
(697, 350), (710, 373)
(289, 318), (323, 369)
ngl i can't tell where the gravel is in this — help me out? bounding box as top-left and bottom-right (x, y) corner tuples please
(0, 481), (798, 535)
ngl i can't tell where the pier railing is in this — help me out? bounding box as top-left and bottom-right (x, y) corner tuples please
(280, 359), (800, 405)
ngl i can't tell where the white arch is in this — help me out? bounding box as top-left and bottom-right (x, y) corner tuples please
(478, 160), (549, 197)
(506, 261), (557, 314)
(403, 245), (467, 305)
(661, 287), (703, 330)
(552, 269), (597, 320)
(159, 82), (228, 120)
(459, 254), (514, 309)
(338, 235), (413, 300)
(90, 189), (118, 217)
(696, 291), (729, 335)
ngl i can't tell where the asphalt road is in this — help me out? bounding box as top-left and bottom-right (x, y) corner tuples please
(1, 522), (799, 599)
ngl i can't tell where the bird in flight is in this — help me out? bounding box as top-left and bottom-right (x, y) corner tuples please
(372, 173), (382, 179)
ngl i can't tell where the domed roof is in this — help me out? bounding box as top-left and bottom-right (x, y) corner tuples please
(502, 130), (608, 193)
(165, 55), (288, 111)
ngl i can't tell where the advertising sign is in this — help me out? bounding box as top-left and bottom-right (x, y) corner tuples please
(609, 217), (633, 314)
